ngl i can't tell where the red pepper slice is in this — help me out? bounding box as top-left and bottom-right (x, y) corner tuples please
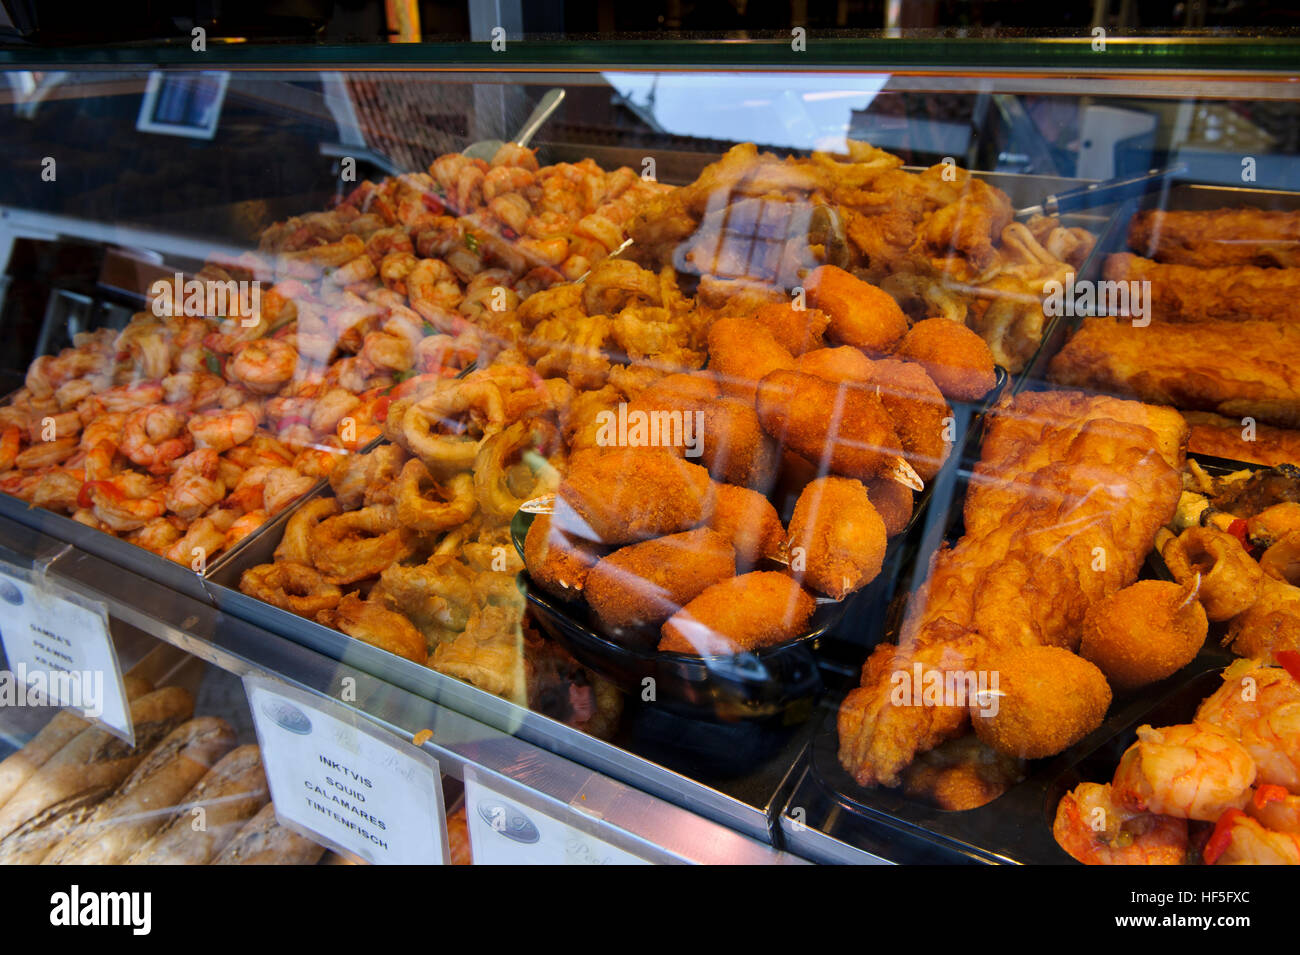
(1252, 784), (1288, 810)
(1277, 650), (1300, 684)
(1203, 808), (1246, 865)
(1227, 518), (1249, 546)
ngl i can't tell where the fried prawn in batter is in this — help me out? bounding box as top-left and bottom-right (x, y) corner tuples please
(787, 476), (887, 599)
(556, 448), (714, 546)
(706, 317), (795, 401)
(1079, 579), (1208, 690)
(970, 645), (1112, 759)
(239, 561), (341, 619)
(659, 571), (815, 656)
(805, 265), (908, 356)
(706, 482), (785, 570)
(751, 302), (830, 355)
(319, 593), (426, 663)
(523, 513), (606, 598)
(755, 370), (909, 485)
(896, 317), (997, 402)
(869, 358), (952, 482)
(310, 504), (415, 584)
(585, 528), (736, 631)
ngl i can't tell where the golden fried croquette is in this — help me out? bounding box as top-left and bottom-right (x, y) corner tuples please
(556, 448), (715, 546)
(752, 302), (830, 355)
(971, 645), (1112, 759)
(707, 482), (785, 570)
(794, 346), (874, 385)
(1079, 580), (1208, 690)
(896, 318), (997, 402)
(755, 369), (907, 483)
(788, 476), (887, 599)
(706, 316), (796, 401)
(585, 528), (736, 631)
(621, 371), (717, 460)
(524, 512), (606, 598)
(805, 265), (909, 357)
(698, 396), (779, 490)
(869, 358), (953, 482)
(659, 571), (816, 655)
(865, 475), (914, 537)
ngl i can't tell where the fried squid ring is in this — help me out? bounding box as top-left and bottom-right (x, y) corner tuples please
(240, 561), (342, 619)
(473, 421), (553, 524)
(310, 505), (415, 584)
(1163, 525), (1264, 622)
(394, 458), (477, 533)
(274, 497), (342, 564)
(401, 380), (505, 479)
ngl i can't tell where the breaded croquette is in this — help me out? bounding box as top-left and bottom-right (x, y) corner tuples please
(659, 571), (816, 655)
(788, 476), (887, 599)
(699, 396), (779, 490)
(707, 482), (785, 570)
(795, 346), (875, 385)
(557, 448), (714, 546)
(755, 369), (907, 483)
(585, 528), (736, 631)
(1080, 580), (1208, 690)
(706, 316), (796, 401)
(971, 645), (1112, 759)
(897, 317), (997, 402)
(865, 475), (913, 538)
(752, 302), (830, 355)
(524, 512), (606, 598)
(805, 265), (909, 356)
(869, 358), (953, 482)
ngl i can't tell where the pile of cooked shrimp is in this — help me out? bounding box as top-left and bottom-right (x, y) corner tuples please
(1054, 654), (1300, 865)
(0, 144), (665, 566)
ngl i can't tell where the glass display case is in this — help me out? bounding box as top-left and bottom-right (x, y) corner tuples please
(0, 23), (1298, 867)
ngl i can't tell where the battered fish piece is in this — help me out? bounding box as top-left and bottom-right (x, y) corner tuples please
(805, 265), (908, 356)
(659, 572), (815, 655)
(788, 476), (887, 599)
(1048, 318), (1300, 429)
(755, 370), (909, 485)
(896, 318), (997, 402)
(706, 482), (785, 569)
(556, 448), (715, 546)
(752, 302), (830, 355)
(869, 358), (952, 482)
(524, 513), (605, 599)
(1184, 411), (1300, 468)
(971, 645), (1112, 759)
(1104, 253), (1300, 324)
(794, 346), (874, 385)
(901, 734), (1026, 811)
(1080, 580), (1208, 690)
(1129, 208), (1300, 268)
(706, 316), (796, 401)
(585, 529), (736, 631)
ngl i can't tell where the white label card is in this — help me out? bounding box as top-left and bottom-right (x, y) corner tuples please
(244, 674), (449, 865)
(0, 559), (132, 743)
(463, 769), (652, 865)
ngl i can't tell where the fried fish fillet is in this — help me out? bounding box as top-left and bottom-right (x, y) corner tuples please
(1048, 317), (1300, 428)
(1129, 208), (1300, 268)
(1184, 411), (1300, 467)
(837, 390), (1186, 788)
(1104, 252), (1300, 324)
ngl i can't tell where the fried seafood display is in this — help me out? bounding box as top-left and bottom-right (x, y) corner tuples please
(1103, 253), (1300, 324)
(236, 362), (621, 737)
(1158, 461), (1300, 664)
(837, 391), (1188, 796)
(627, 140), (1095, 371)
(1054, 656), (1300, 865)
